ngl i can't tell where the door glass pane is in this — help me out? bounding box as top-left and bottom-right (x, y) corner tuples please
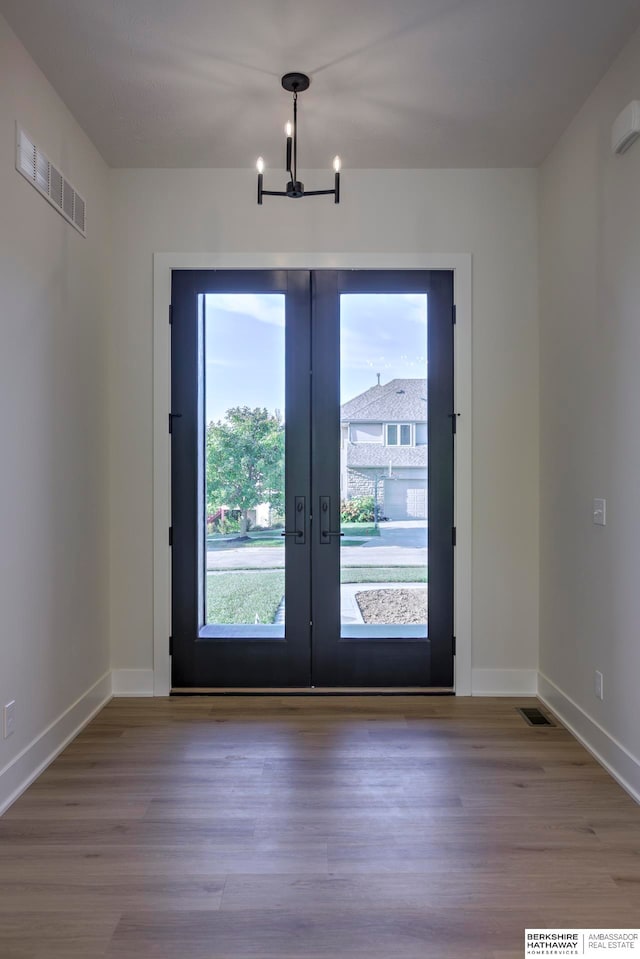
(201, 293), (285, 630)
(340, 293), (428, 637)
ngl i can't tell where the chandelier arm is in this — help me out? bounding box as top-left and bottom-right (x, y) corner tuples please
(293, 91), (298, 186)
(286, 135), (292, 179)
(286, 136), (294, 185)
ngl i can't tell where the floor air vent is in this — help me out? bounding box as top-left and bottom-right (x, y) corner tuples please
(517, 706), (555, 726)
(16, 126), (86, 236)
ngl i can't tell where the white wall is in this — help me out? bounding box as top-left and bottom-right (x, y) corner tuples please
(108, 166), (539, 689)
(539, 26), (640, 794)
(0, 13), (111, 810)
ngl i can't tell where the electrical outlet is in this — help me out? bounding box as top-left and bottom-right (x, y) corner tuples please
(3, 701), (16, 738)
(595, 671), (604, 701)
(593, 498), (606, 526)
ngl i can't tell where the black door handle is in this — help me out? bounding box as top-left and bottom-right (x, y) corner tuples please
(319, 496), (343, 544)
(168, 412), (182, 433)
(280, 496), (306, 544)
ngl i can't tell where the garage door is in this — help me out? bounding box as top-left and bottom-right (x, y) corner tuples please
(384, 478), (427, 520)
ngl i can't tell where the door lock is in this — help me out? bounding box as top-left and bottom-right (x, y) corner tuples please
(319, 496), (344, 544)
(280, 496), (306, 544)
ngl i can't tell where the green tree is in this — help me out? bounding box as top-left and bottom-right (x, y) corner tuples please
(206, 407), (284, 533)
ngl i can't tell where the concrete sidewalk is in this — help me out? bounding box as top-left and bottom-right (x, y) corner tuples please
(274, 582), (427, 626)
(208, 545), (427, 569)
(215, 575), (427, 627)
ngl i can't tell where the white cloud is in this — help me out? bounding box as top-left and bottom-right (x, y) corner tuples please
(205, 293), (285, 327)
(340, 294), (427, 374)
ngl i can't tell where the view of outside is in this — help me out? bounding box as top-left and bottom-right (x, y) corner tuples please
(340, 294), (428, 632)
(204, 291), (427, 632)
(204, 293), (286, 627)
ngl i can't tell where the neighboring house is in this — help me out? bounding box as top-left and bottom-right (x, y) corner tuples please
(340, 377), (427, 520)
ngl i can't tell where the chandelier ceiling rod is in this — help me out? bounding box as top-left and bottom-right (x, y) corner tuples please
(257, 72), (341, 204)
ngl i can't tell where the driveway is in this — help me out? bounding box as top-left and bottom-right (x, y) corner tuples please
(369, 519), (427, 548)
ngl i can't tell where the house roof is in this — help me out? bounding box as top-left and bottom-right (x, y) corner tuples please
(347, 445), (427, 469)
(341, 378), (426, 423)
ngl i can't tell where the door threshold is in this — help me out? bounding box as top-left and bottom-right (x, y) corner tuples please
(171, 687), (455, 696)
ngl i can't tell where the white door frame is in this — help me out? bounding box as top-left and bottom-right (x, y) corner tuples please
(152, 253), (472, 696)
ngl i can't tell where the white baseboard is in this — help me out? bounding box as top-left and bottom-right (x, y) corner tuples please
(471, 668), (538, 696)
(0, 670), (112, 817)
(538, 672), (640, 805)
(112, 669), (154, 697)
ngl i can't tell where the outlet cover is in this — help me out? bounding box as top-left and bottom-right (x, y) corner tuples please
(593, 498), (606, 526)
(3, 701), (16, 738)
(595, 671), (604, 701)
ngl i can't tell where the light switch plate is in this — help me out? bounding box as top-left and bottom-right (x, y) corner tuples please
(3, 701), (16, 738)
(593, 498), (606, 526)
(595, 671), (604, 701)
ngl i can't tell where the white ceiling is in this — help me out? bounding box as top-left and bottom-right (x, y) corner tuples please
(2, 0), (640, 169)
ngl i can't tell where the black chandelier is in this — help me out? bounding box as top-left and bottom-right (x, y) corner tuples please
(257, 73), (341, 204)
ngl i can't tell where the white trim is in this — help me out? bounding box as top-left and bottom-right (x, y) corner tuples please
(538, 672), (640, 805)
(471, 668), (538, 696)
(452, 257), (472, 695)
(0, 671), (112, 816)
(112, 669), (155, 697)
(153, 252), (473, 696)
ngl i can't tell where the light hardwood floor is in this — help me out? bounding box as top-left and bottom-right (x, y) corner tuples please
(0, 696), (639, 958)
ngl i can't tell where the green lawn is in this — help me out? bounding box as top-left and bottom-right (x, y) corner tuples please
(208, 525), (381, 550)
(209, 536), (367, 549)
(207, 570), (284, 624)
(208, 537), (284, 549)
(340, 523), (381, 537)
(340, 567), (427, 584)
(206, 567), (426, 624)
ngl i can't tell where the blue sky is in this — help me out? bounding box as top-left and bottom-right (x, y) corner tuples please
(204, 292), (427, 423)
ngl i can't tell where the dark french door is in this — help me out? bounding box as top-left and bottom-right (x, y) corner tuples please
(170, 269), (454, 689)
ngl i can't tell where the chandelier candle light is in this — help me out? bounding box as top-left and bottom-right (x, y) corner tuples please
(257, 73), (341, 204)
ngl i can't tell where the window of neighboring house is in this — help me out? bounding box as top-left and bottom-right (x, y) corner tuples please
(386, 423), (412, 446)
(350, 423), (384, 444)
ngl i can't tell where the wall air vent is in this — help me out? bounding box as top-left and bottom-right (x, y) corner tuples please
(15, 126), (86, 236)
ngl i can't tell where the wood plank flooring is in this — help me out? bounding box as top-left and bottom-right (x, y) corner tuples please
(0, 696), (639, 958)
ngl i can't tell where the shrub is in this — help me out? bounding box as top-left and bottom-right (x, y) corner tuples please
(270, 509), (285, 529)
(211, 514), (241, 535)
(340, 496), (375, 523)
